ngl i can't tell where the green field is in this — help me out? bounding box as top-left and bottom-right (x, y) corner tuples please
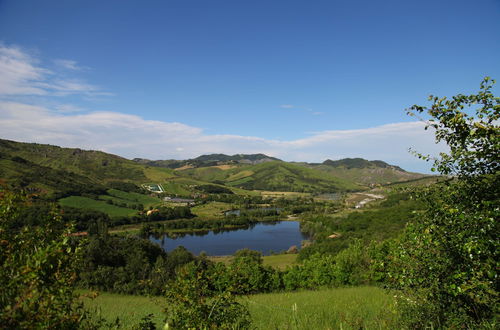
(81, 286), (398, 329)
(160, 180), (192, 195)
(80, 292), (166, 328)
(59, 189), (161, 217)
(106, 189), (160, 207)
(59, 196), (138, 217)
(247, 287), (398, 329)
(191, 201), (233, 219)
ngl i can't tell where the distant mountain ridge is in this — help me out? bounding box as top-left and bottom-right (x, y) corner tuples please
(133, 153), (280, 169)
(0, 138), (428, 196)
(194, 153), (280, 164)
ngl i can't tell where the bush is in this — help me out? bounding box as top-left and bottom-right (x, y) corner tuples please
(390, 77), (499, 327)
(164, 261), (251, 329)
(0, 189), (89, 327)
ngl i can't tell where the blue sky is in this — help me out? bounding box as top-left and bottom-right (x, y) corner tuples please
(0, 0), (499, 172)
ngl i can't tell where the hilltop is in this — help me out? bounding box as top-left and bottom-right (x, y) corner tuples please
(136, 153), (427, 190)
(133, 153), (280, 169)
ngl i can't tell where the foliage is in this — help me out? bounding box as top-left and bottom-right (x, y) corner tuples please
(407, 76), (499, 177)
(147, 205), (194, 221)
(61, 206), (111, 231)
(299, 192), (422, 259)
(106, 181), (143, 193)
(283, 240), (370, 290)
(233, 248), (263, 264)
(390, 77), (499, 327)
(218, 255), (282, 295)
(78, 235), (195, 295)
(196, 184), (234, 194)
(164, 261), (252, 329)
(0, 189), (88, 328)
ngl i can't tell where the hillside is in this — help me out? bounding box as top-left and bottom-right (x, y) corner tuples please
(133, 153), (280, 169)
(176, 161), (362, 193)
(306, 158), (427, 186)
(137, 154), (427, 191)
(0, 139), (174, 195)
(0, 139), (426, 197)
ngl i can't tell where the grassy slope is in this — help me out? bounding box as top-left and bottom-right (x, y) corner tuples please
(0, 138), (187, 190)
(0, 139), (146, 181)
(59, 196), (138, 217)
(106, 189), (160, 207)
(178, 161), (361, 193)
(82, 286), (398, 329)
(0, 157), (98, 194)
(310, 163), (427, 187)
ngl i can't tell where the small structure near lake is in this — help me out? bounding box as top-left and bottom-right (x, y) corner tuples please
(164, 197), (195, 205)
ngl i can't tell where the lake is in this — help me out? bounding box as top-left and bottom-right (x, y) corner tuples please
(149, 221), (308, 256)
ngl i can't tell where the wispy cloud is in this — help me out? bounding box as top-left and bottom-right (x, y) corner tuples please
(0, 44), (50, 95)
(0, 43), (106, 97)
(55, 104), (83, 113)
(53, 59), (86, 71)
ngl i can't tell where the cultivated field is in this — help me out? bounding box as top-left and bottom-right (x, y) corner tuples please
(58, 196), (138, 217)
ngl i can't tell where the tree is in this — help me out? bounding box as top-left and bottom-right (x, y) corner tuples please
(0, 188), (89, 328)
(390, 78), (499, 328)
(164, 261), (251, 329)
(407, 76), (499, 176)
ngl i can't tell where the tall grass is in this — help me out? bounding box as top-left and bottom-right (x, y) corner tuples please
(246, 286), (398, 329)
(80, 292), (165, 328)
(81, 286), (398, 329)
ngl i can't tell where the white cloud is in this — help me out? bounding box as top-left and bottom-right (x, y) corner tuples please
(280, 104), (294, 109)
(0, 44), (50, 95)
(0, 101), (443, 173)
(55, 104), (83, 113)
(53, 59), (85, 71)
(0, 43), (105, 97)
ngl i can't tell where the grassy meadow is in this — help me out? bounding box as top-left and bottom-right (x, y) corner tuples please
(58, 196), (138, 217)
(247, 287), (398, 329)
(106, 188), (160, 207)
(80, 291), (166, 328)
(81, 286), (398, 329)
(191, 201), (233, 218)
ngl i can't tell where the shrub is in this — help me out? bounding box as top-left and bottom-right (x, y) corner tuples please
(164, 261), (251, 329)
(0, 189), (89, 328)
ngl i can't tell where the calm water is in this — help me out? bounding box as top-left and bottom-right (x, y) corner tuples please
(149, 221), (308, 256)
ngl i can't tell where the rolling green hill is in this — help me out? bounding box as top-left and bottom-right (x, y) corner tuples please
(0, 139), (176, 195)
(306, 158), (427, 186)
(134, 153), (280, 169)
(0, 155), (105, 197)
(177, 161), (362, 193)
(0, 139), (426, 197)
